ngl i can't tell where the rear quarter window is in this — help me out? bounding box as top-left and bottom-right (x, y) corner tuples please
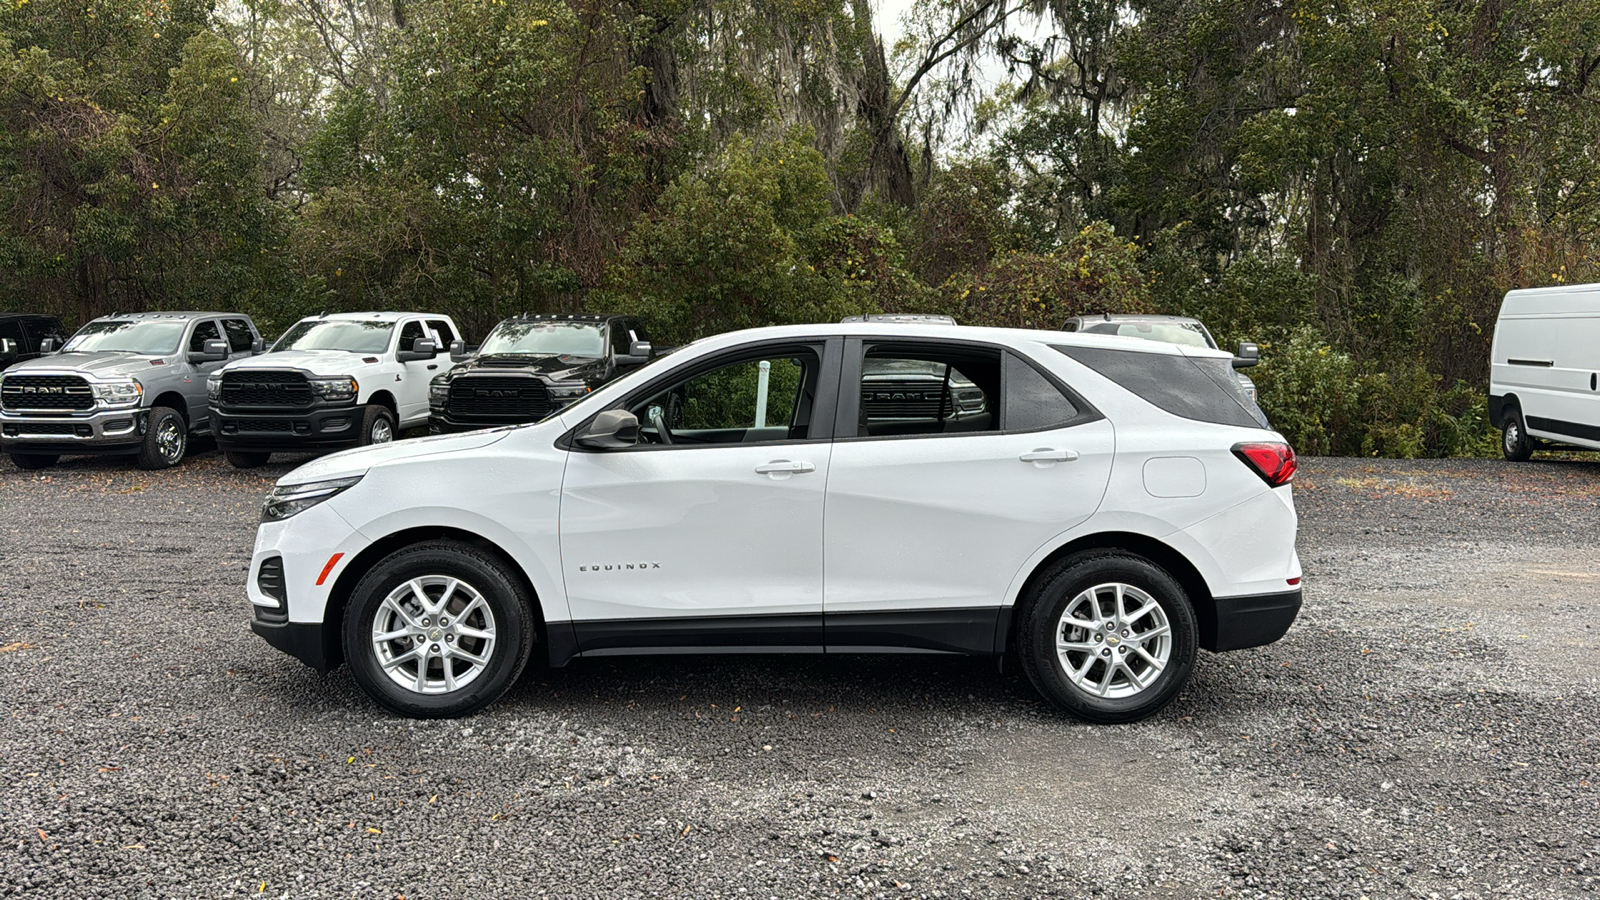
(1053, 345), (1266, 429)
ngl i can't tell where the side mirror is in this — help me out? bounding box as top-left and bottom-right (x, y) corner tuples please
(38, 337), (58, 354)
(190, 338), (229, 363)
(397, 337), (439, 362)
(1232, 341), (1260, 369)
(0, 338), (15, 361)
(574, 409), (639, 450)
(449, 339), (468, 362)
(616, 339), (653, 367)
(251, 338), (265, 354)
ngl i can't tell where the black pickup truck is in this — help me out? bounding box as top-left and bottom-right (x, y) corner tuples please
(428, 313), (654, 433)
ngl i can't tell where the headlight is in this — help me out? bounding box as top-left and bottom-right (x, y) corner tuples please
(309, 376), (357, 402)
(93, 379), (144, 408)
(429, 380), (449, 406)
(206, 374), (222, 402)
(547, 380), (590, 402)
(261, 475), (363, 522)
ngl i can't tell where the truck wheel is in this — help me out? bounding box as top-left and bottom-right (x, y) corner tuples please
(1018, 551), (1197, 724)
(136, 406), (188, 470)
(1501, 406), (1533, 462)
(9, 453), (59, 470)
(225, 450), (272, 469)
(359, 405), (396, 446)
(343, 540), (536, 718)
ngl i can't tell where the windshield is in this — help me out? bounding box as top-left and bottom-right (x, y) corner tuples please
(478, 321), (605, 358)
(1083, 321), (1215, 349)
(273, 319), (395, 353)
(61, 320), (186, 355)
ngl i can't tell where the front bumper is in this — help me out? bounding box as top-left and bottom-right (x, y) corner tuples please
(429, 405), (569, 434)
(250, 619), (334, 673)
(212, 404), (361, 451)
(0, 407), (146, 454)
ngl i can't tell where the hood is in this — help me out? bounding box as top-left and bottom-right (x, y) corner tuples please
(279, 427), (513, 485)
(2, 351), (168, 380)
(223, 349), (388, 379)
(441, 353), (605, 383)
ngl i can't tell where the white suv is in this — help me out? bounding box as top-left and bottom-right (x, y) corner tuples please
(245, 323), (1301, 723)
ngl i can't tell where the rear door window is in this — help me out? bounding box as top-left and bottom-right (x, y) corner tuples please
(1054, 345), (1266, 429)
(222, 318), (255, 352)
(1003, 352), (1080, 431)
(426, 319), (457, 346)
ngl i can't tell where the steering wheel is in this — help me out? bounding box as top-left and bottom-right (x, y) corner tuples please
(647, 404), (673, 445)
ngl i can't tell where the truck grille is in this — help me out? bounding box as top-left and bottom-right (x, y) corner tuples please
(1, 374), (94, 411)
(861, 381), (953, 418)
(220, 370), (313, 408)
(233, 419), (296, 433)
(447, 376), (552, 421)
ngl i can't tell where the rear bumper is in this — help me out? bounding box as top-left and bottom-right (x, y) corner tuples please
(211, 404), (361, 451)
(1204, 588), (1301, 652)
(250, 619), (333, 673)
(1, 407), (146, 454)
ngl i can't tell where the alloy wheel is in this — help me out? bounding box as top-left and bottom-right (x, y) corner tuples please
(371, 575), (497, 695)
(1054, 582), (1172, 699)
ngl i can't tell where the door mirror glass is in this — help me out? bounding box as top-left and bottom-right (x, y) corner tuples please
(575, 409), (640, 450)
(616, 340), (653, 367)
(1233, 341), (1260, 369)
(397, 337), (438, 362)
(190, 338), (229, 363)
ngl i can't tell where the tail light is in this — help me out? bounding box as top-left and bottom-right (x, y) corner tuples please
(1233, 441), (1296, 487)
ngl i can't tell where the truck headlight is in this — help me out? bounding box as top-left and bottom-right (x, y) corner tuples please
(308, 376), (357, 402)
(93, 379), (144, 408)
(429, 380), (449, 406)
(547, 381), (590, 402)
(206, 374), (223, 402)
(261, 475), (363, 522)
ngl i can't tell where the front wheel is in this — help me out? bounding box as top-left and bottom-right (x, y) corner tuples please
(1502, 406), (1533, 462)
(1018, 551), (1197, 724)
(8, 453), (59, 470)
(136, 406), (188, 470)
(343, 541), (536, 718)
(359, 404), (396, 447)
(225, 450), (272, 469)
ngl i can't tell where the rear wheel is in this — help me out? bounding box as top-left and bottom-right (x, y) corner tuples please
(136, 406), (188, 470)
(225, 450), (272, 469)
(343, 541), (536, 718)
(1501, 406), (1533, 462)
(359, 404), (396, 447)
(1019, 552), (1197, 724)
(9, 453), (58, 470)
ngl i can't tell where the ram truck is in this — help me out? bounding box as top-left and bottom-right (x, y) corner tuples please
(209, 311), (462, 468)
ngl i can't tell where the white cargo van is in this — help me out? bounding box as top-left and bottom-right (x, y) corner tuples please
(1488, 283), (1600, 460)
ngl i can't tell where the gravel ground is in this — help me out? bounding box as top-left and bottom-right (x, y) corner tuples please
(2, 448), (1598, 899)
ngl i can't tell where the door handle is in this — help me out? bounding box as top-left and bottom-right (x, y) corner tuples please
(427, 364), (438, 370)
(755, 460), (816, 475)
(1019, 449), (1079, 463)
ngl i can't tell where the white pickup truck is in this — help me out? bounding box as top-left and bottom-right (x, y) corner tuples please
(208, 311), (462, 468)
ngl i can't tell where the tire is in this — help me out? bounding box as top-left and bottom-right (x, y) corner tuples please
(1501, 405), (1533, 462)
(225, 450), (272, 469)
(359, 404), (396, 447)
(343, 540), (536, 718)
(9, 453), (58, 470)
(1018, 551), (1198, 724)
(136, 406), (188, 470)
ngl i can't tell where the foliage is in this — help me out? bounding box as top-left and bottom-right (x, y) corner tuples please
(935, 222), (1151, 329)
(603, 133), (884, 343)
